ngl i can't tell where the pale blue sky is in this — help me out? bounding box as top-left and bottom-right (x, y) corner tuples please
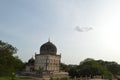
(1, 0), (120, 64)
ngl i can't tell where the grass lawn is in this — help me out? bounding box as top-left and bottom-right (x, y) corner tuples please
(0, 77), (38, 80)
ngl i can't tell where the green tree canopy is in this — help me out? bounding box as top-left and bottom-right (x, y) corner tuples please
(68, 58), (116, 79)
(0, 40), (24, 76)
(78, 58), (112, 78)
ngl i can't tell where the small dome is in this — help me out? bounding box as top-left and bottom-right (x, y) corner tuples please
(40, 41), (57, 55)
(28, 57), (35, 65)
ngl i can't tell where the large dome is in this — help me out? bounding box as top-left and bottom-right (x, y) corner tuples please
(40, 41), (57, 55)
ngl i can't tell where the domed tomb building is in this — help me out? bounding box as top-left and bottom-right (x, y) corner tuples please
(34, 40), (61, 72)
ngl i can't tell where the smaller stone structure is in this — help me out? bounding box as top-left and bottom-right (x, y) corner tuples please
(25, 57), (35, 72)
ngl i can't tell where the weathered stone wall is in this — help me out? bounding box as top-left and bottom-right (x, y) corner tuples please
(34, 54), (61, 72)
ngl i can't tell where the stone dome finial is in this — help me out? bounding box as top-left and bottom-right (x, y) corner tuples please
(48, 38), (50, 42)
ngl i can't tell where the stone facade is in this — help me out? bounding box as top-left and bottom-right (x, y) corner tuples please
(35, 54), (61, 72)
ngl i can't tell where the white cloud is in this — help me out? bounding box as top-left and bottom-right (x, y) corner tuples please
(75, 26), (93, 32)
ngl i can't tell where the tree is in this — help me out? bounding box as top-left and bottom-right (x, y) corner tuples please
(0, 40), (24, 76)
(78, 58), (103, 77)
(68, 58), (113, 79)
(97, 60), (120, 76)
(68, 67), (78, 78)
(60, 63), (68, 71)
